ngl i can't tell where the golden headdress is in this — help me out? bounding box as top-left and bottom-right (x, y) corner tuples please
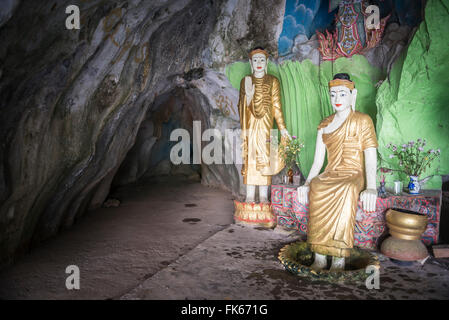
(249, 48), (269, 59)
(328, 79), (355, 90)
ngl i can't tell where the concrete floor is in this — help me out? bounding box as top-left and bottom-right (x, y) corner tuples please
(0, 177), (234, 299)
(1, 178), (448, 300)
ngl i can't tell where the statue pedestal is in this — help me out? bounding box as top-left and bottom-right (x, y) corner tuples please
(278, 241), (380, 283)
(234, 200), (276, 228)
(381, 237), (428, 261)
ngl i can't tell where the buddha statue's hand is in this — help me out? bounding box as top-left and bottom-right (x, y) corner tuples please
(360, 188), (377, 213)
(280, 129), (291, 140)
(245, 76), (255, 104)
(297, 184), (310, 204)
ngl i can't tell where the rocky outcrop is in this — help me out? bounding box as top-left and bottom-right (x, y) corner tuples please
(0, 0), (285, 265)
(0, 0), (20, 28)
(208, 0), (286, 69)
(365, 22), (414, 74)
(279, 34), (320, 64)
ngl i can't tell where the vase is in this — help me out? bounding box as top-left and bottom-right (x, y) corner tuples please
(407, 176), (420, 194)
(293, 175), (301, 186)
(287, 169), (294, 184)
(378, 182), (387, 198)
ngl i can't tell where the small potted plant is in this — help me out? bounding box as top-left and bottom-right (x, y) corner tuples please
(386, 139), (441, 194)
(280, 136), (304, 184)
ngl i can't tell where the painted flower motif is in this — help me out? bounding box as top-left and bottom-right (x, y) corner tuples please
(389, 154), (395, 158)
(418, 147), (424, 151)
(292, 136), (297, 139)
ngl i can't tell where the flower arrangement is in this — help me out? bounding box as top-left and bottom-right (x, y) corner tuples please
(378, 167), (392, 184)
(386, 138), (441, 177)
(280, 136), (304, 171)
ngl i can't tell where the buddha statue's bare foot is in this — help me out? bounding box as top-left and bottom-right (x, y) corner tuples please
(330, 256), (345, 271)
(310, 253), (327, 271)
(245, 185), (256, 203)
(259, 186), (269, 203)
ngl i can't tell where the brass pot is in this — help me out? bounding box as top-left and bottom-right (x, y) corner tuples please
(385, 208), (428, 241)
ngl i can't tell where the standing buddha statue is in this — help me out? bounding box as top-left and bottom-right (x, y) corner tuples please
(234, 47), (291, 228)
(238, 47), (291, 204)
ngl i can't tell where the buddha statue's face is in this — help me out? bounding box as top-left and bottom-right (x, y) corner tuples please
(250, 53), (268, 76)
(330, 85), (356, 112)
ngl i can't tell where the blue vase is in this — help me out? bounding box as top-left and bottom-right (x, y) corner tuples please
(378, 182), (387, 198)
(408, 176), (420, 194)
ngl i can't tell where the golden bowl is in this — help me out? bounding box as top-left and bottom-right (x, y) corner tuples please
(386, 208), (428, 241)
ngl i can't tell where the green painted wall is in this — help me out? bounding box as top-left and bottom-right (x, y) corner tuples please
(225, 55), (384, 178)
(376, 0), (449, 190)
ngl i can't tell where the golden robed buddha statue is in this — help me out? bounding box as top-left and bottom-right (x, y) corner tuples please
(297, 73), (378, 271)
(238, 47), (291, 203)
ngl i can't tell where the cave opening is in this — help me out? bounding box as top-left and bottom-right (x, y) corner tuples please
(111, 87), (205, 192)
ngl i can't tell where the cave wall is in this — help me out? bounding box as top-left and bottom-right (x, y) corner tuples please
(0, 0), (20, 28)
(0, 0), (201, 264)
(0, 0), (286, 266)
(376, 0), (449, 190)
